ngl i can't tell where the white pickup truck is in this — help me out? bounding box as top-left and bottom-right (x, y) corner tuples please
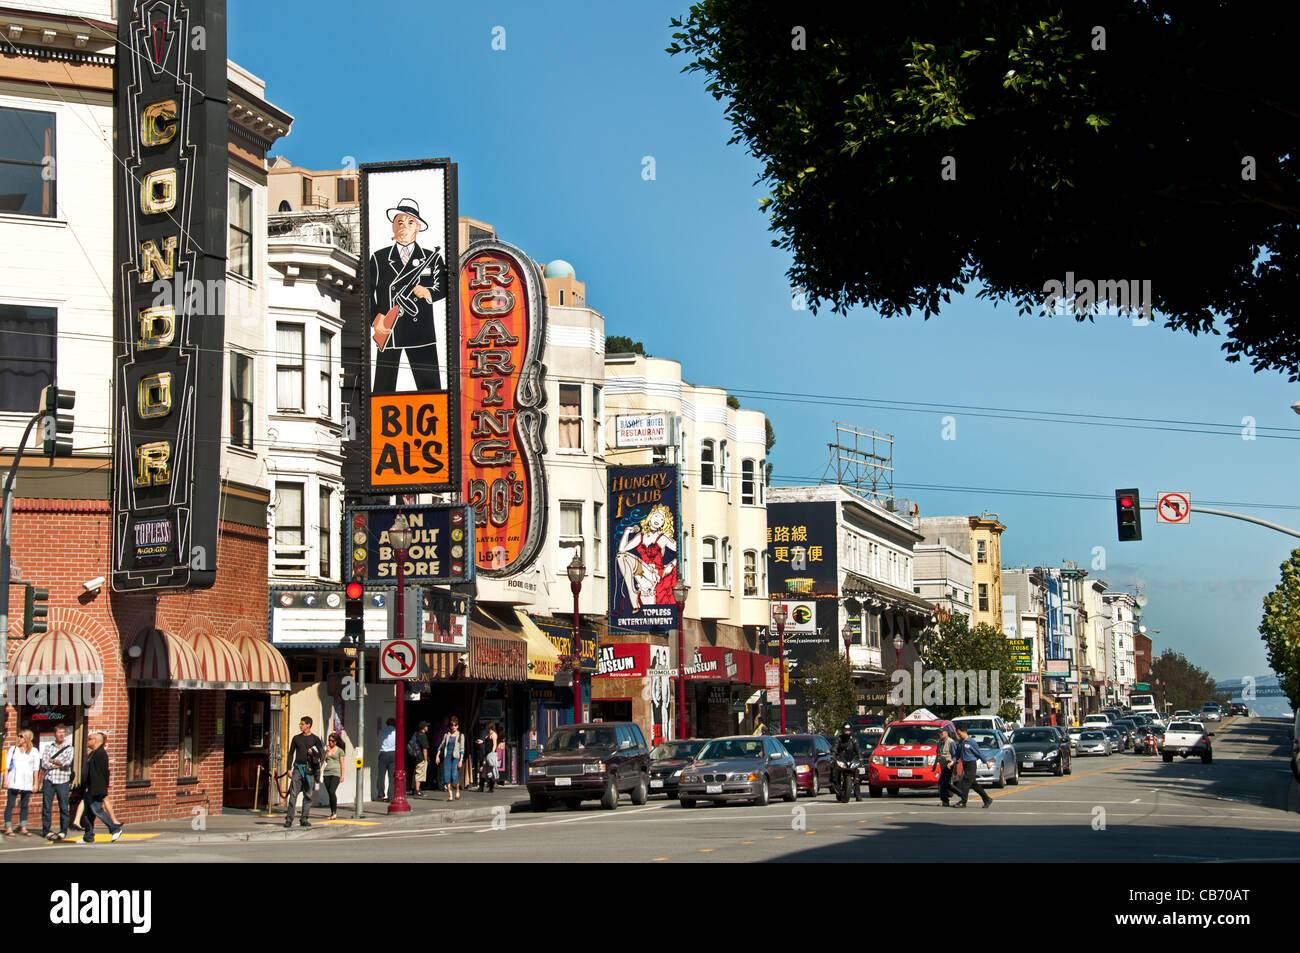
(1160, 720), (1213, 764)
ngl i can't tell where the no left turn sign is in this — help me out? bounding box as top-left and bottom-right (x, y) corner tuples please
(379, 639), (418, 680)
(1156, 491), (1191, 525)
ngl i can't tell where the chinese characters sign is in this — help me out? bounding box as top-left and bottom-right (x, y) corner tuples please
(112, 0), (226, 591)
(608, 466), (681, 631)
(766, 501), (838, 597)
(459, 240), (548, 576)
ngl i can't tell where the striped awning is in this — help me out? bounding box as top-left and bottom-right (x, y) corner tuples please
(179, 631), (251, 690)
(9, 629), (103, 687)
(230, 634), (291, 691)
(125, 629), (205, 689)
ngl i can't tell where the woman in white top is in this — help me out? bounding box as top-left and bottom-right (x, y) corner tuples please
(4, 729), (42, 836)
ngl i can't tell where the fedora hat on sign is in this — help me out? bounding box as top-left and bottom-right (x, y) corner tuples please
(386, 197), (429, 231)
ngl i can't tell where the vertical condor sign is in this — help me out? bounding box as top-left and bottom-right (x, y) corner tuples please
(458, 241), (547, 576)
(111, 0), (226, 591)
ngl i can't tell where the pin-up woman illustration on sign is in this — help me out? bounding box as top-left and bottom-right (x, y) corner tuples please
(615, 503), (678, 612)
(370, 197), (447, 393)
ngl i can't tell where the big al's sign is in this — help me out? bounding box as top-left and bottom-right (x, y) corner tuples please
(458, 241), (547, 576)
(111, 0), (226, 591)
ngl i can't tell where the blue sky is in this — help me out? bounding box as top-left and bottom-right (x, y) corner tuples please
(229, 1), (1300, 683)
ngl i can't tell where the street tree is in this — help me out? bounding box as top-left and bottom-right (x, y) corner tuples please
(917, 614), (1021, 722)
(1149, 649), (1224, 713)
(1258, 549), (1300, 711)
(668, 2), (1300, 378)
(802, 649), (856, 736)
(605, 335), (649, 357)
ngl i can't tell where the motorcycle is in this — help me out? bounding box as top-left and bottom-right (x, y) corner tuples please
(1141, 732), (1158, 756)
(833, 758), (862, 802)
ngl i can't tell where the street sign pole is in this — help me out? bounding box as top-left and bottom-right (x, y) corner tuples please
(1141, 503), (1300, 539)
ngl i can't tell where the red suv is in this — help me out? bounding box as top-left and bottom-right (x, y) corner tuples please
(865, 717), (957, 798)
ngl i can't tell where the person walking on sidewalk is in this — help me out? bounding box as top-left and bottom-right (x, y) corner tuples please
(284, 717), (323, 828)
(953, 725), (994, 809)
(76, 732), (123, 844)
(935, 727), (958, 807)
(3, 729), (41, 836)
(377, 717), (397, 802)
(436, 716), (464, 801)
(408, 722), (430, 798)
(39, 724), (74, 841)
(478, 722), (499, 793)
(321, 732), (345, 821)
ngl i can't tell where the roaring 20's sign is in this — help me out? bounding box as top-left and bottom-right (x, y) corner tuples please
(111, 0), (226, 591)
(459, 240), (547, 576)
(608, 466), (680, 631)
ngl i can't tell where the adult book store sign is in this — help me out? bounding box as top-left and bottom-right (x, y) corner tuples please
(111, 0), (227, 591)
(359, 158), (460, 494)
(458, 240), (548, 576)
(347, 504), (475, 585)
(608, 465), (681, 631)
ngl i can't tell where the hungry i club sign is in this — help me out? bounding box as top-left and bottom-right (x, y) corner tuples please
(458, 241), (547, 577)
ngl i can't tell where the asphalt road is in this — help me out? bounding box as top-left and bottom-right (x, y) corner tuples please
(7, 717), (1297, 864)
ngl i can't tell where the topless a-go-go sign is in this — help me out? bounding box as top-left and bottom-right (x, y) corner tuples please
(359, 159), (460, 494)
(459, 241), (547, 576)
(111, 0), (226, 591)
(608, 465), (680, 631)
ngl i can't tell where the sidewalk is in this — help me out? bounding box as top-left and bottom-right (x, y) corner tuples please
(0, 784), (531, 851)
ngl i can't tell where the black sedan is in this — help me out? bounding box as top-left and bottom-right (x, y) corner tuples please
(648, 739), (707, 798)
(1009, 727), (1072, 776)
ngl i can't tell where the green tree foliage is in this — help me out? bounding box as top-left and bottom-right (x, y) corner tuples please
(727, 394), (741, 410)
(917, 614), (1021, 722)
(668, 3), (1300, 378)
(605, 335), (649, 357)
(1259, 549), (1300, 710)
(1149, 649), (1225, 713)
(802, 649), (857, 736)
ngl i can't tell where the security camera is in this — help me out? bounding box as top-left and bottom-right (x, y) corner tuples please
(83, 576), (105, 592)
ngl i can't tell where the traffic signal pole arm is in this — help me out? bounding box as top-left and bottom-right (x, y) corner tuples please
(1, 408), (53, 684)
(1140, 503), (1300, 539)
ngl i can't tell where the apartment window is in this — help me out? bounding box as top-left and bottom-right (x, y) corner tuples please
(744, 550), (758, 597)
(702, 538), (718, 587)
(558, 289), (565, 305)
(229, 352), (253, 449)
(591, 384), (603, 453)
(126, 688), (152, 782)
(276, 324), (304, 411)
(976, 540), (987, 564)
(301, 177), (314, 207)
(0, 304), (55, 412)
(559, 501), (583, 566)
(978, 583), (989, 613)
(558, 384), (583, 450)
(178, 692), (197, 780)
(680, 432), (689, 487)
(720, 440), (730, 499)
(318, 486), (333, 578)
(319, 330), (333, 418)
(741, 459), (756, 505)
(592, 501), (603, 570)
(336, 176), (356, 203)
(758, 458), (766, 503)
(228, 179), (253, 279)
(722, 538), (732, 590)
(700, 440), (715, 488)
(0, 107), (56, 217)
(274, 482), (305, 572)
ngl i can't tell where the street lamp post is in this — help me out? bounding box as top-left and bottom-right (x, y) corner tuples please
(893, 635), (905, 721)
(772, 604), (788, 733)
(567, 550), (585, 725)
(387, 513), (412, 814)
(673, 581), (690, 739)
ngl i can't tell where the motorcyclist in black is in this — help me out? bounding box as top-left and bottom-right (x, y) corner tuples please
(831, 723), (862, 801)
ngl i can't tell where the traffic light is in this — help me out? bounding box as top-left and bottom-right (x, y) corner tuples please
(40, 385), (75, 458)
(345, 580), (365, 644)
(22, 584), (49, 637)
(1115, 488), (1142, 541)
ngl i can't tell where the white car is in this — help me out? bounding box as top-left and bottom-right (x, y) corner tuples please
(1200, 705), (1223, 723)
(1082, 714), (1112, 730)
(1076, 730), (1112, 756)
(952, 715), (1011, 736)
(1161, 720), (1213, 763)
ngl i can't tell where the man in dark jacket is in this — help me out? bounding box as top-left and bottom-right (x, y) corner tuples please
(77, 732), (123, 844)
(369, 199), (446, 394)
(831, 723), (863, 801)
(284, 717), (323, 828)
(953, 726), (995, 809)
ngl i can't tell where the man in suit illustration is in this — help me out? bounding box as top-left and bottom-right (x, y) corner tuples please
(370, 197), (447, 393)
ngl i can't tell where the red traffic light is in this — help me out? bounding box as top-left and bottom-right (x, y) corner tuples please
(345, 581), (364, 600)
(1119, 496), (1134, 508)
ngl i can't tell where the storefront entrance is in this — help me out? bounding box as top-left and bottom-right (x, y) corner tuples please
(223, 692), (271, 809)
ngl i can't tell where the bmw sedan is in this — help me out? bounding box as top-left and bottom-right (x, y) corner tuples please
(1075, 730), (1111, 756)
(1009, 727), (1072, 776)
(677, 735), (799, 807)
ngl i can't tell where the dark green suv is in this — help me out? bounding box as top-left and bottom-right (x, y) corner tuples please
(526, 722), (651, 811)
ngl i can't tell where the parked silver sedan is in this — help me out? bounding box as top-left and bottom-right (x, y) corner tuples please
(678, 735), (799, 807)
(1075, 729), (1112, 756)
(968, 729), (1019, 788)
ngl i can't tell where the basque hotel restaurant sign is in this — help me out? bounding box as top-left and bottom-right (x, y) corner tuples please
(359, 159), (460, 495)
(347, 504), (475, 586)
(458, 240), (547, 576)
(111, 0), (226, 591)
(608, 465), (681, 631)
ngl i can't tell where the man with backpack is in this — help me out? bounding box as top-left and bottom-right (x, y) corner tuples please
(284, 717), (323, 828)
(407, 721), (430, 798)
